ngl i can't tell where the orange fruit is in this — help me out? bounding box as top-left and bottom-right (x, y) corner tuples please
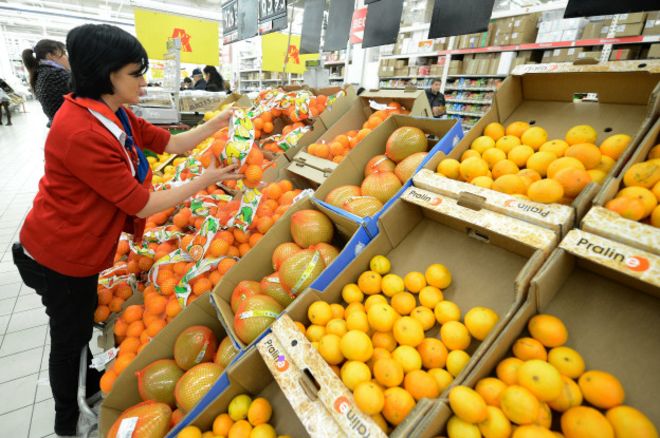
(98, 289), (113, 305)
(318, 334), (344, 365)
(460, 157), (490, 182)
(496, 135), (522, 154)
(100, 370), (117, 393)
(513, 425), (555, 438)
(506, 121), (530, 138)
(600, 134), (631, 160)
(213, 414), (234, 437)
(113, 318), (128, 337)
(381, 274), (404, 297)
(548, 346), (585, 378)
(416, 338), (448, 369)
(500, 385), (540, 425)
(364, 294), (388, 312)
(449, 385), (488, 423)
(367, 303), (397, 332)
(434, 300), (461, 324)
(410, 306), (435, 331)
(437, 158), (461, 179)
(472, 176), (493, 189)
(94, 306), (110, 323)
(126, 320), (145, 338)
(418, 286), (443, 309)
(475, 377), (508, 407)
(330, 303), (344, 320)
(479, 406), (513, 438)
(464, 306), (499, 341)
(308, 301), (333, 326)
(403, 271), (426, 293)
(393, 316), (424, 347)
(341, 283), (363, 303)
(447, 416), (481, 437)
(326, 318), (347, 337)
(425, 263), (452, 289)
(605, 405), (659, 438)
(521, 126), (548, 150)
(113, 353), (135, 375)
(548, 375), (583, 413)
(247, 397), (272, 426)
(374, 357), (404, 388)
(547, 157), (585, 179)
(565, 143), (602, 169)
(493, 159), (521, 178)
(513, 337), (548, 361)
(606, 197), (646, 221)
(341, 360), (371, 390)
(228, 420), (253, 438)
(391, 292), (416, 315)
(539, 139), (569, 157)
(561, 406), (614, 438)
(496, 357), (524, 385)
(484, 122), (506, 141)
(404, 369), (440, 400)
(357, 271), (382, 295)
(123, 305), (143, 323)
(146, 319), (166, 337)
(346, 311), (369, 332)
(382, 387), (416, 426)
(428, 368), (453, 393)
(595, 155), (616, 173)
(340, 330), (373, 362)
(527, 151), (557, 177)
(517, 359), (563, 401)
(471, 136), (496, 154)
(492, 175), (527, 195)
(578, 370), (625, 410)
(446, 350), (471, 377)
(354, 381), (385, 415)
(617, 186), (657, 217)
(653, 204), (660, 227)
(345, 302), (365, 317)
(553, 168), (591, 198)
(461, 149), (481, 161)
(440, 321), (471, 351)
(392, 345), (422, 373)
(372, 331), (397, 352)
(566, 125), (597, 145)
(528, 314), (568, 347)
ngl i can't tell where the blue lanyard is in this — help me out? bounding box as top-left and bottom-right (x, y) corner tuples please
(115, 108), (149, 184)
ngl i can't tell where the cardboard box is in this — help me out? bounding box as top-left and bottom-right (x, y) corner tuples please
(169, 347), (313, 438)
(281, 194), (552, 436)
(209, 197), (371, 351)
(577, 50), (602, 62)
(312, 115), (463, 236)
(561, 28), (582, 41)
(418, 229), (660, 436)
(583, 118), (660, 254)
(643, 12), (660, 35)
(617, 11), (647, 24)
(510, 28), (538, 45)
(601, 22), (645, 38)
(582, 21), (604, 39)
(609, 46), (642, 61)
(648, 43), (660, 58)
(100, 296), (234, 437)
(419, 64), (660, 237)
(288, 90), (434, 185)
(493, 32), (511, 46)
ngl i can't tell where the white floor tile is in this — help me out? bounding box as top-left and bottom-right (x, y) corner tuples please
(6, 306), (48, 333)
(0, 325), (48, 357)
(19, 283), (37, 296)
(0, 347), (43, 383)
(13, 294), (43, 313)
(0, 314), (10, 334)
(0, 296), (16, 316)
(0, 282), (22, 300)
(0, 373), (39, 415)
(0, 405), (33, 438)
(41, 344), (50, 371)
(35, 370), (51, 403)
(29, 398), (55, 438)
(0, 261), (17, 273)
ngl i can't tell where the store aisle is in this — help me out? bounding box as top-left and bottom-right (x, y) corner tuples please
(0, 102), (100, 438)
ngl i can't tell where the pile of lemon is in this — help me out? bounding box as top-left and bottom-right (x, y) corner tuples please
(296, 255), (499, 433)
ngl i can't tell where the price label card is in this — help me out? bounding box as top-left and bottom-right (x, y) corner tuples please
(223, 0), (238, 35)
(117, 417), (138, 438)
(259, 0), (287, 23)
(90, 347), (119, 371)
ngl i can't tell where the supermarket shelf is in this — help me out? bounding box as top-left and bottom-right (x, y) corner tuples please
(381, 52), (441, 59)
(447, 74), (507, 78)
(262, 79), (283, 82)
(446, 98), (493, 105)
(439, 34), (660, 55)
(445, 86), (497, 92)
(241, 79), (260, 82)
(239, 69), (261, 73)
(446, 110), (486, 117)
(379, 75), (434, 79)
(324, 60), (346, 66)
(400, 23), (431, 33)
(241, 55), (259, 60)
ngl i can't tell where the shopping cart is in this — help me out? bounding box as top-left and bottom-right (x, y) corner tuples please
(77, 347), (100, 438)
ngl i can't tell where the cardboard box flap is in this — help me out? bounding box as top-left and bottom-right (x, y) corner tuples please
(360, 89), (433, 118)
(257, 334), (346, 437)
(269, 316), (386, 437)
(559, 229), (660, 291)
(401, 187), (558, 255)
(414, 169), (574, 236)
(582, 207), (660, 255)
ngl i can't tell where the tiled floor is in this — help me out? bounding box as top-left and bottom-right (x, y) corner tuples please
(0, 102), (101, 437)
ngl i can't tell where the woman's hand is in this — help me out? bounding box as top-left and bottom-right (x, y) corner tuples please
(203, 160), (243, 184)
(207, 109), (233, 131)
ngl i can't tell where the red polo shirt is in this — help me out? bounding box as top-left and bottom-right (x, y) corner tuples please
(20, 94), (171, 277)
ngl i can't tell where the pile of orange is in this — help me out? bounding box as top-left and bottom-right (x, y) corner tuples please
(445, 314), (657, 438)
(307, 102), (410, 162)
(436, 122), (632, 205)
(296, 255), (499, 433)
(605, 143), (660, 227)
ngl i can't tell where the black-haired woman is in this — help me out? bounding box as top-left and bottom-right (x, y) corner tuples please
(21, 39), (71, 124)
(203, 65), (226, 92)
(13, 24), (241, 436)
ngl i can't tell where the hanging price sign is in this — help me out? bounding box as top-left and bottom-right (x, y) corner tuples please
(222, 0), (238, 43)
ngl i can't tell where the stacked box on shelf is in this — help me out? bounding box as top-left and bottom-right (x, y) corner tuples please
(287, 90), (434, 185)
(600, 12), (647, 38)
(582, 117), (660, 254)
(210, 197), (372, 352)
(168, 346), (313, 438)
(643, 11), (660, 36)
(310, 115), (463, 236)
(265, 191), (557, 437)
(416, 229), (660, 436)
(100, 296), (235, 437)
(417, 63), (660, 237)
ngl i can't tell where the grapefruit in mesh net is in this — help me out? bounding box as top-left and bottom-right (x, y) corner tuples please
(385, 126), (428, 162)
(214, 336), (239, 368)
(290, 210), (334, 248)
(107, 401), (172, 438)
(173, 326), (218, 371)
(343, 196), (383, 218)
(136, 359), (184, 407)
(230, 280), (262, 313)
(395, 152), (427, 182)
(260, 272), (294, 308)
(310, 242), (339, 267)
(279, 249), (326, 294)
(271, 242), (302, 271)
(174, 362), (223, 412)
(361, 171), (403, 203)
(364, 154), (397, 177)
(234, 295), (283, 345)
(325, 185), (362, 208)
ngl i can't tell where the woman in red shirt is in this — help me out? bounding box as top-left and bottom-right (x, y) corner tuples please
(13, 24), (241, 437)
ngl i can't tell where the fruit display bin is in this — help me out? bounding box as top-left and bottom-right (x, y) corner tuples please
(417, 63), (660, 237)
(270, 191), (558, 436)
(210, 196), (373, 352)
(288, 89), (436, 185)
(312, 115), (464, 238)
(100, 296), (237, 437)
(582, 116), (660, 254)
(417, 229), (660, 437)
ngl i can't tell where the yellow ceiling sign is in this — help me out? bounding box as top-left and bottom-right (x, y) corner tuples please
(134, 8), (220, 65)
(261, 32), (319, 74)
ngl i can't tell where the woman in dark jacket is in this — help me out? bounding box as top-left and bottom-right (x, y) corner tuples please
(22, 39), (71, 124)
(203, 65), (227, 92)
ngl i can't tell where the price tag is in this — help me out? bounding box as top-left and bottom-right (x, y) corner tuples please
(258, 0), (287, 23)
(90, 347), (119, 371)
(293, 189), (314, 203)
(222, 0), (238, 35)
(117, 417), (138, 438)
(369, 100), (396, 111)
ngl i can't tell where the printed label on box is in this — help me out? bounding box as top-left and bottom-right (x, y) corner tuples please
(560, 230), (659, 287)
(581, 207), (660, 256)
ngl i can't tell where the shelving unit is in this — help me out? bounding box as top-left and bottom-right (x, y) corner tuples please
(322, 50), (348, 84)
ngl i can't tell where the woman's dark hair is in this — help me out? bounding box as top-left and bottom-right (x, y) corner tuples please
(66, 24), (149, 99)
(21, 39), (66, 90)
(203, 65), (224, 92)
